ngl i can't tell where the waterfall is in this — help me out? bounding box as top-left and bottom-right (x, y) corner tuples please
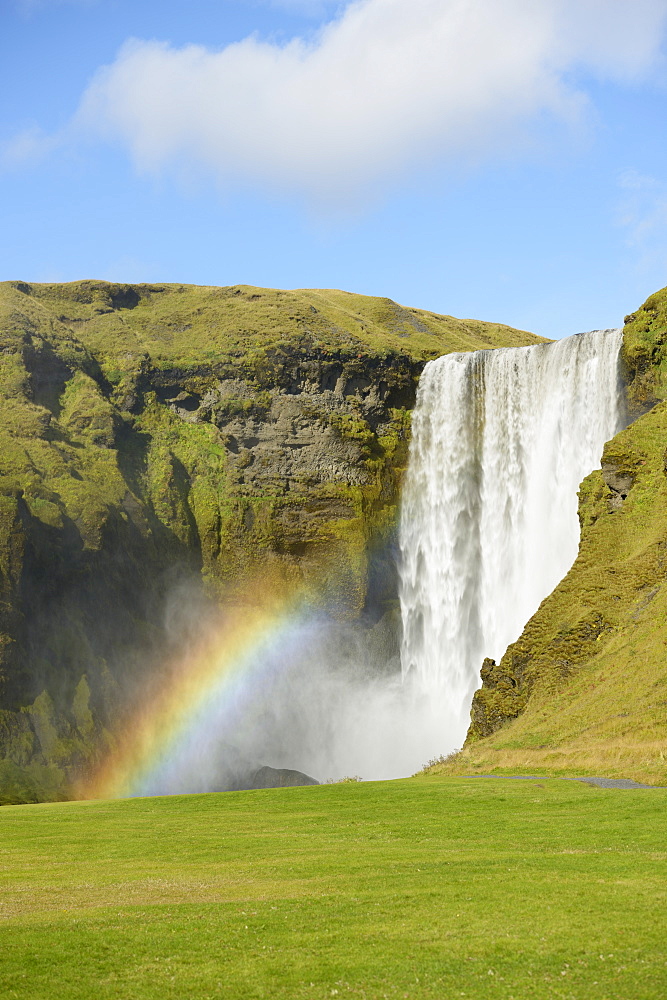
(398, 328), (624, 752)
(124, 328), (626, 794)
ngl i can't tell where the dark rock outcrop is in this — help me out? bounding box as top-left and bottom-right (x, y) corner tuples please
(245, 765), (319, 789)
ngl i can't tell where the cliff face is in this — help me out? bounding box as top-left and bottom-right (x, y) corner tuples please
(0, 280), (540, 802)
(620, 288), (667, 417)
(462, 288), (667, 784)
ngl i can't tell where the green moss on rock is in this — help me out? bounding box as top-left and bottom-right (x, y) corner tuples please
(622, 285), (667, 416)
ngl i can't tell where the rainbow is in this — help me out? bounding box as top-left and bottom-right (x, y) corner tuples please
(80, 583), (321, 800)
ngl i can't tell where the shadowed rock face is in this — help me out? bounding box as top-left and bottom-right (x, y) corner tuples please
(0, 280), (540, 802)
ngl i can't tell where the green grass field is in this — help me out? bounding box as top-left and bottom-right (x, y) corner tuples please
(1, 777), (666, 1000)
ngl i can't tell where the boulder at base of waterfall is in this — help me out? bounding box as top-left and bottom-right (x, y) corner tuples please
(248, 765), (320, 789)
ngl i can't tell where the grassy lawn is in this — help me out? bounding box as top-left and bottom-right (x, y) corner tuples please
(1, 776), (665, 999)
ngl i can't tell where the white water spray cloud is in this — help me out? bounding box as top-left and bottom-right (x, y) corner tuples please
(66, 0), (667, 204)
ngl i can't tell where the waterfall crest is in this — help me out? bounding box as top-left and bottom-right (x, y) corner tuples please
(398, 329), (624, 750)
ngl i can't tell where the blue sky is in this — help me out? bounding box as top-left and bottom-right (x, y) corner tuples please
(2, 0), (667, 339)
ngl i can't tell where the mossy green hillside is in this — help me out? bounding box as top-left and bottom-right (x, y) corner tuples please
(622, 285), (667, 414)
(0, 280), (540, 801)
(1, 776), (666, 999)
(446, 287), (667, 785)
(24, 280), (541, 372)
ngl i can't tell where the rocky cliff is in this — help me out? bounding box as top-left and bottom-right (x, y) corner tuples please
(0, 280), (540, 802)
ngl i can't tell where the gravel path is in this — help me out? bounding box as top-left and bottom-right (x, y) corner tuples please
(466, 775), (663, 789)
(567, 776), (661, 789)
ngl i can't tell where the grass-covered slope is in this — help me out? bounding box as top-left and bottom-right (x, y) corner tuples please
(22, 280), (540, 370)
(0, 280), (541, 802)
(622, 286), (667, 415)
(1, 776), (665, 999)
(448, 287), (667, 785)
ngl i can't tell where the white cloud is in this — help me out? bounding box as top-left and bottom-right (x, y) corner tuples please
(0, 125), (58, 169)
(617, 171), (667, 274)
(65, 0), (667, 204)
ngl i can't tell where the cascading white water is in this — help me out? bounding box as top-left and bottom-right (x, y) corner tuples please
(140, 328), (627, 796)
(399, 328), (624, 752)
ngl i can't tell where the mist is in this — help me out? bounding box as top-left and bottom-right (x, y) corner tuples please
(134, 607), (453, 796)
